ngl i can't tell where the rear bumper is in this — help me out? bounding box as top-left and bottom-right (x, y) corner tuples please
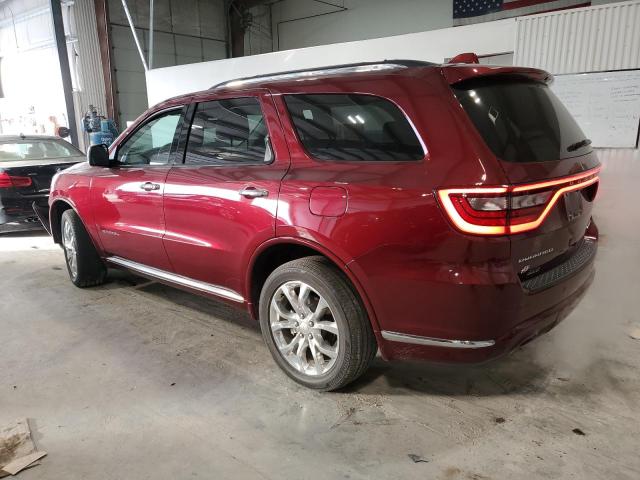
(364, 220), (599, 363)
(379, 262), (594, 363)
(0, 194), (48, 228)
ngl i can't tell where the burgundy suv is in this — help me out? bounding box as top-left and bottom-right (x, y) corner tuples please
(39, 60), (600, 390)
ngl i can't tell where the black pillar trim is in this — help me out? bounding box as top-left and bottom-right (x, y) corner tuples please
(50, 0), (79, 147)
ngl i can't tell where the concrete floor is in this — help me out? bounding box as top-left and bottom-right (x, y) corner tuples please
(1, 149), (639, 480)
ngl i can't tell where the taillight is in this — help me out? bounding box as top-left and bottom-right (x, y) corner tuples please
(0, 172), (33, 188)
(437, 167), (600, 236)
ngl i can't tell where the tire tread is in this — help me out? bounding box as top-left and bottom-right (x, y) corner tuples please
(259, 255), (377, 391)
(61, 210), (107, 288)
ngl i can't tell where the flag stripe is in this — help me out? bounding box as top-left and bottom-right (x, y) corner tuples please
(528, 2), (591, 14)
(504, 0), (562, 10)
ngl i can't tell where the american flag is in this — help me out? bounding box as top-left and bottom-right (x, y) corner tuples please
(453, 0), (591, 25)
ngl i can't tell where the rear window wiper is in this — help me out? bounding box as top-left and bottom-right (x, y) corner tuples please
(567, 138), (592, 152)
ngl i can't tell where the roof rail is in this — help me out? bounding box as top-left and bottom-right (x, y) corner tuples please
(211, 59), (436, 90)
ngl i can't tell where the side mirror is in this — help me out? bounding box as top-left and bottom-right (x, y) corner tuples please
(87, 144), (110, 167)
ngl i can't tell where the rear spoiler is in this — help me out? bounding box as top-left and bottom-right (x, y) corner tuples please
(443, 52), (552, 85)
(441, 64), (553, 85)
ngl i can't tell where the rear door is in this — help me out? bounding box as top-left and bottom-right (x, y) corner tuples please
(91, 106), (185, 270)
(451, 75), (600, 283)
(162, 91), (290, 297)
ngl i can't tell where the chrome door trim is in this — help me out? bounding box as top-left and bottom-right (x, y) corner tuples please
(107, 256), (244, 303)
(381, 331), (495, 349)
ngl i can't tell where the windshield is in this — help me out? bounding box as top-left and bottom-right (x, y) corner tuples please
(453, 76), (592, 163)
(0, 139), (82, 162)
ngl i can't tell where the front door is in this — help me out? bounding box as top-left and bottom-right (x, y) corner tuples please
(162, 92), (290, 298)
(91, 107), (185, 270)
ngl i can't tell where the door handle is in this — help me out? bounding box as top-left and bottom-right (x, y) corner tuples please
(140, 182), (161, 192)
(239, 186), (268, 198)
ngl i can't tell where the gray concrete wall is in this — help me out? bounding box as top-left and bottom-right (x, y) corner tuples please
(271, 0), (452, 51)
(107, 0), (227, 127)
(268, 0), (627, 52)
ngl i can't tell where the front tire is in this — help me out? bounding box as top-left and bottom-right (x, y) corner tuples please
(60, 209), (107, 288)
(259, 256), (377, 391)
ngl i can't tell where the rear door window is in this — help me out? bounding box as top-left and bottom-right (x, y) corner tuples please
(452, 77), (592, 163)
(284, 94), (424, 161)
(184, 97), (271, 166)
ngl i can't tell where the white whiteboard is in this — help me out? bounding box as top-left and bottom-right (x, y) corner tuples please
(551, 70), (640, 148)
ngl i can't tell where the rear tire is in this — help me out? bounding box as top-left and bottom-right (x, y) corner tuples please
(259, 256), (377, 391)
(60, 209), (107, 288)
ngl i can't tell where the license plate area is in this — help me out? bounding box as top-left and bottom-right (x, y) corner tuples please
(564, 191), (583, 221)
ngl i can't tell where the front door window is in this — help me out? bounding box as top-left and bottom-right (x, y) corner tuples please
(117, 110), (182, 166)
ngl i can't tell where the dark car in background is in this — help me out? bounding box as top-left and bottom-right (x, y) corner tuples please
(0, 135), (84, 232)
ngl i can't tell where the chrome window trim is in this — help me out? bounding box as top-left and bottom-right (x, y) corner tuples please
(381, 331), (495, 349)
(107, 256), (244, 303)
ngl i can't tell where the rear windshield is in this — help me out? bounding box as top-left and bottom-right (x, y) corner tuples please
(0, 140), (81, 162)
(284, 94), (424, 161)
(452, 77), (592, 163)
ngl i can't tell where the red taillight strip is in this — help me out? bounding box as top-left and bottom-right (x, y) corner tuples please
(0, 172), (33, 188)
(437, 187), (509, 235)
(509, 175), (599, 234)
(512, 167), (601, 192)
(437, 167), (601, 236)
(0, 172), (11, 188)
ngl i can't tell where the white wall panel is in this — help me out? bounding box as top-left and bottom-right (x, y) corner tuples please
(515, 0), (640, 73)
(147, 18), (516, 106)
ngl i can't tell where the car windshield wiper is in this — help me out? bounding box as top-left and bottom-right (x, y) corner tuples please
(567, 138), (592, 152)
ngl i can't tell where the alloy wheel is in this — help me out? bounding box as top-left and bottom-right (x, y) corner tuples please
(269, 281), (339, 376)
(62, 219), (78, 279)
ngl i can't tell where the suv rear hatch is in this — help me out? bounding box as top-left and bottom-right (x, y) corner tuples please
(443, 66), (600, 290)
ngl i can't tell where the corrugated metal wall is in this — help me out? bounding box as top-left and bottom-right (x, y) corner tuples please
(515, 0), (640, 73)
(69, 0), (107, 150)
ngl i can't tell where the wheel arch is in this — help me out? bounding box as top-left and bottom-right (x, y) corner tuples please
(50, 199), (76, 244)
(245, 237), (382, 337)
